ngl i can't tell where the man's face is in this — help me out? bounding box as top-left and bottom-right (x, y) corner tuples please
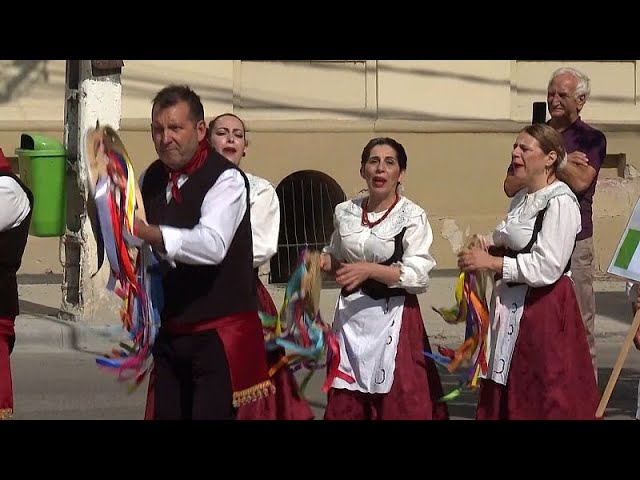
(151, 100), (206, 170)
(547, 73), (586, 123)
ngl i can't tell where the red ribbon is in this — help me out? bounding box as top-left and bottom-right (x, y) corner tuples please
(321, 328), (355, 392)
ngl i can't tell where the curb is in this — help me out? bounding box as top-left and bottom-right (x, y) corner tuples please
(13, 312), (631, 354)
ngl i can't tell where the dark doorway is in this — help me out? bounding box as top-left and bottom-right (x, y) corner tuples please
(270, 170), (346, 284)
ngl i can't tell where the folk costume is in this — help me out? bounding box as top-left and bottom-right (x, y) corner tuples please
(322, 195), (449, 420)
(0, 149), (33, 420)
(141, 140), (272, 420)
(235, 173), (314, 420)
(476, 180), (599, 420)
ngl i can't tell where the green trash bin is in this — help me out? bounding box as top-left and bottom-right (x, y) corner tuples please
(15, 133), (66, 237)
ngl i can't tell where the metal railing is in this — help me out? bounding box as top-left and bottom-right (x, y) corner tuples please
(270, 170), (346, 285)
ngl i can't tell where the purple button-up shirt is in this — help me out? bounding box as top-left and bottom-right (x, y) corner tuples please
(560, 117), (607, 241)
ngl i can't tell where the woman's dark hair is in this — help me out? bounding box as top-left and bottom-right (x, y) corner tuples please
(152, 84), (204, 124)
(360, 137), (408, 170)
(208, 113), (246, 134)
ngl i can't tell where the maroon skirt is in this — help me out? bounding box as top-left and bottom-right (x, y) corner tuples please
(236, 279), (314, 420)
(0, 316), (14, 420)
(476, 275), (600, 420)
(323, 294), (450, 420)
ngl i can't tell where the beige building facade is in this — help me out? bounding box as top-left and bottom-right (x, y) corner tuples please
(3, 60), (639, 283)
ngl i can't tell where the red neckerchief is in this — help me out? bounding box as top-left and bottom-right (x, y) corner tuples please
(164, 139), (210, 203)
(0, 148), (11, 172)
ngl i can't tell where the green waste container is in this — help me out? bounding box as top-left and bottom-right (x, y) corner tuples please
(15, 133), (66, 237)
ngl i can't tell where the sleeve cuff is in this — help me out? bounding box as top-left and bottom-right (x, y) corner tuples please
(502, 256), (518, 283)
(389, 261), (429, 292)
(159, 225), (182, 263)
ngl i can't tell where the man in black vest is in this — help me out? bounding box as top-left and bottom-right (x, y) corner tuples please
(0, 149), (33, 420)
(134, 85), (273, 420)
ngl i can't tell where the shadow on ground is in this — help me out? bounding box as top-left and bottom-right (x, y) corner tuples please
(19, 299), (60, 317)
(596, 290), (632, 325)
(435, 366), (640, 420)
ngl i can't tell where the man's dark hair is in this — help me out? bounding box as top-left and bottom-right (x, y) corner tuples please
(152, 85), (205, 124)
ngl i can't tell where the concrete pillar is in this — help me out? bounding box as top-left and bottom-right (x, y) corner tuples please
(60, 60), (123, 325)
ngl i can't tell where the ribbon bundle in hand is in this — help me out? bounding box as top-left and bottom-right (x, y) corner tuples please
(83, 124), (162, 392)
(259, 249), (354, 393)
(427, 271), (490, 401)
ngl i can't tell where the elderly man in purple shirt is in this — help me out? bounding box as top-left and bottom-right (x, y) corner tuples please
(504, 66), (607, 383)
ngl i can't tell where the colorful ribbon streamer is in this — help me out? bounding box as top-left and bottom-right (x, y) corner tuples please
(83, 125), (162, 392)
(428, 271), (490, 401)
(259, 249), (354, 393)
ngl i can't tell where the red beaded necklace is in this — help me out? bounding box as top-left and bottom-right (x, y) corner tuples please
(361, 194), (400, 228)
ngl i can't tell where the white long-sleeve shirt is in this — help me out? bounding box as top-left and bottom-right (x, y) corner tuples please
(325, 196), (436, 294)
(324, 196), (436, 393)
(493, 181), (581, 287)
(140, 168), (247, 266)
(0, 175), (31, 232)
(246, 173), (280, 269)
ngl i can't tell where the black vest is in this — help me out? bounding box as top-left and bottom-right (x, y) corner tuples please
(342, 227), (408, 300)
(141, 150), (257, 325)
(0, 172), (33, 318)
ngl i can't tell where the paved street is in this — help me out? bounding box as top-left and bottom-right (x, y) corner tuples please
(10, 339), (640, 420)
(10, 276), (640, 420)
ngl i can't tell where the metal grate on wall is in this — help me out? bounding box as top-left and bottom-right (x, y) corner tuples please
(270, 170), (346, 285)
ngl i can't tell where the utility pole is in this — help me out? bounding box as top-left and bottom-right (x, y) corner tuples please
(60, 60), (124, 324)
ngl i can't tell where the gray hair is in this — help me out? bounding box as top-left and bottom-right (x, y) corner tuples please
(549, 67), (591, 100)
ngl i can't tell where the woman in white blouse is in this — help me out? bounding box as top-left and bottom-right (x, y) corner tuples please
(458, 123), (599, 419)
(319, 137), (449, 420)
(208, 113), (314, 420)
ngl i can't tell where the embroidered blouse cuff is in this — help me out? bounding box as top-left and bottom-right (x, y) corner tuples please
(502, 256), (518, 283)
(390, 261), (428, 293)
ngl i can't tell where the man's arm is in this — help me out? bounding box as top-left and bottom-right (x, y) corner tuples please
(556, 132), (607, 195)
(556, 152), (597, 195)
(504, 164), (526, 198)
(136, 169), (247, 266)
